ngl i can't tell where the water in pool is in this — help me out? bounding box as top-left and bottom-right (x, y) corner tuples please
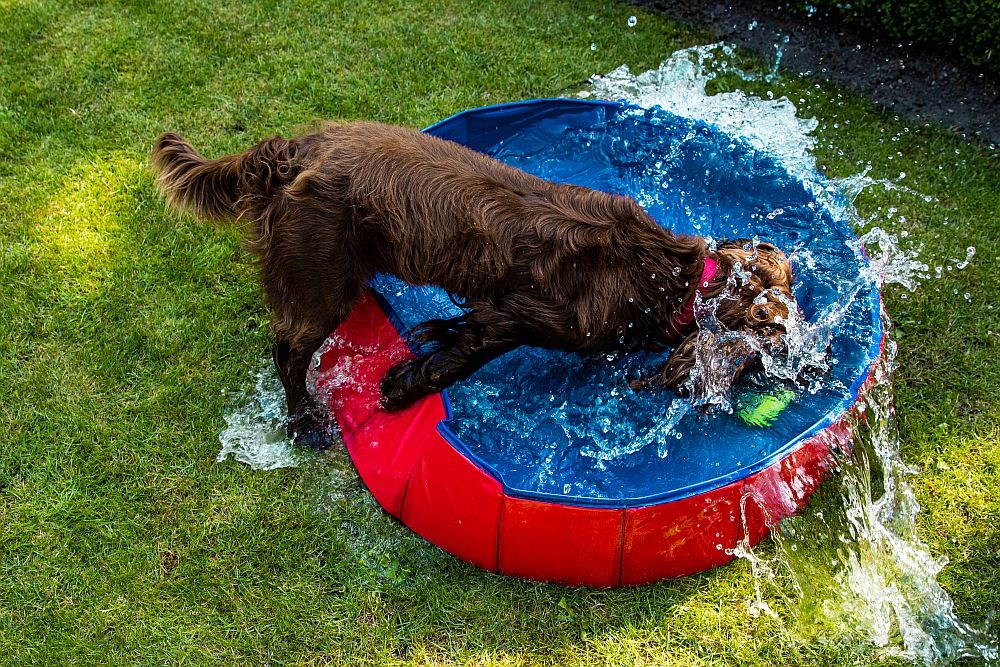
(368, 102), (880, 506)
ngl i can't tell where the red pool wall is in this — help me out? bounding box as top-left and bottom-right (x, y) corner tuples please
(313, 292), (866, 587)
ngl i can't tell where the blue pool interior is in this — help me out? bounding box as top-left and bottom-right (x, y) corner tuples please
(368, 100), (882, 507)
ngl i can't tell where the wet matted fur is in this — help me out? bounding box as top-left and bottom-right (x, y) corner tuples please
(151, 121), (797, 447)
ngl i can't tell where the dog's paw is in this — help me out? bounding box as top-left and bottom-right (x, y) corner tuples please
(292, 424), (331, 450)
(286, 399), (332, 450)
(380, 358), (428, 412)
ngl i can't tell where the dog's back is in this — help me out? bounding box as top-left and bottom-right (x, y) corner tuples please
(151, 122), (656, 302)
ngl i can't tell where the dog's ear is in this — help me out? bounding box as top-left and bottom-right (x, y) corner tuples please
(634, 331), (759, 411)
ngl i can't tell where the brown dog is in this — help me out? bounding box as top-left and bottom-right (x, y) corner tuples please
(151, 121), (797, 448)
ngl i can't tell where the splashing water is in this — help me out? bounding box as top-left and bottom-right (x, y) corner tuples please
(734, 333), (998, 664)
(588, 43), (816, 178)
(589, 45), (995, 663)
(827, 164), (937, 207)
(217, 363), (302, 470)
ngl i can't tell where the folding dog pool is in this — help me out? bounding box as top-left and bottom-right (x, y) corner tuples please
(310, 99), (883, 586)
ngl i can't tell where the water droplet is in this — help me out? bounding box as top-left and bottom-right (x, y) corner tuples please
(954, 246), (976, 270)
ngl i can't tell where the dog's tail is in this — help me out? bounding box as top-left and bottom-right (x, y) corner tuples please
(151, 132), (296, 222)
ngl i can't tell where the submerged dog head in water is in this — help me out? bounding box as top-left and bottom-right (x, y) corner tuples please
(639, 239), (801, 411)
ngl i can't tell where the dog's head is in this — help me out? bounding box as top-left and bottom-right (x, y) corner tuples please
(714, 239), (796, 351)
(645, 239), (801, 410)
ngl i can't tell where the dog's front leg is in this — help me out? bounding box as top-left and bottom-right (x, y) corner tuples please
(380, 314), (518, 412)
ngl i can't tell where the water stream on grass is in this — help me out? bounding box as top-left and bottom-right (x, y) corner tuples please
(217, 363), (302, 471)
(216, 42), (996, 664)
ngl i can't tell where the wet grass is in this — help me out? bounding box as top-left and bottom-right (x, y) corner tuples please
(1, 1), (997, 665)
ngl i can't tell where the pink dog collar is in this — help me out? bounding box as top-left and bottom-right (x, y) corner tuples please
(658, 255), (718, 346)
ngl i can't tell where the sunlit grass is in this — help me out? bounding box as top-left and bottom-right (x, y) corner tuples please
(31, 155), (141, 287)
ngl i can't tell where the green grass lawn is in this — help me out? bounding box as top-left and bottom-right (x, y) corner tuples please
(1, 1), (997, 665)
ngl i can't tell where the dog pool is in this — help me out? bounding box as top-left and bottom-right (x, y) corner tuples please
(310, 99), (883, 586)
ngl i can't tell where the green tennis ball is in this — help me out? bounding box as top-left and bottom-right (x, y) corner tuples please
(738, 389), (795, 427)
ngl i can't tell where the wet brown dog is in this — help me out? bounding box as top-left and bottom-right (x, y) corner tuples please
(151, 121), (796, 448)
